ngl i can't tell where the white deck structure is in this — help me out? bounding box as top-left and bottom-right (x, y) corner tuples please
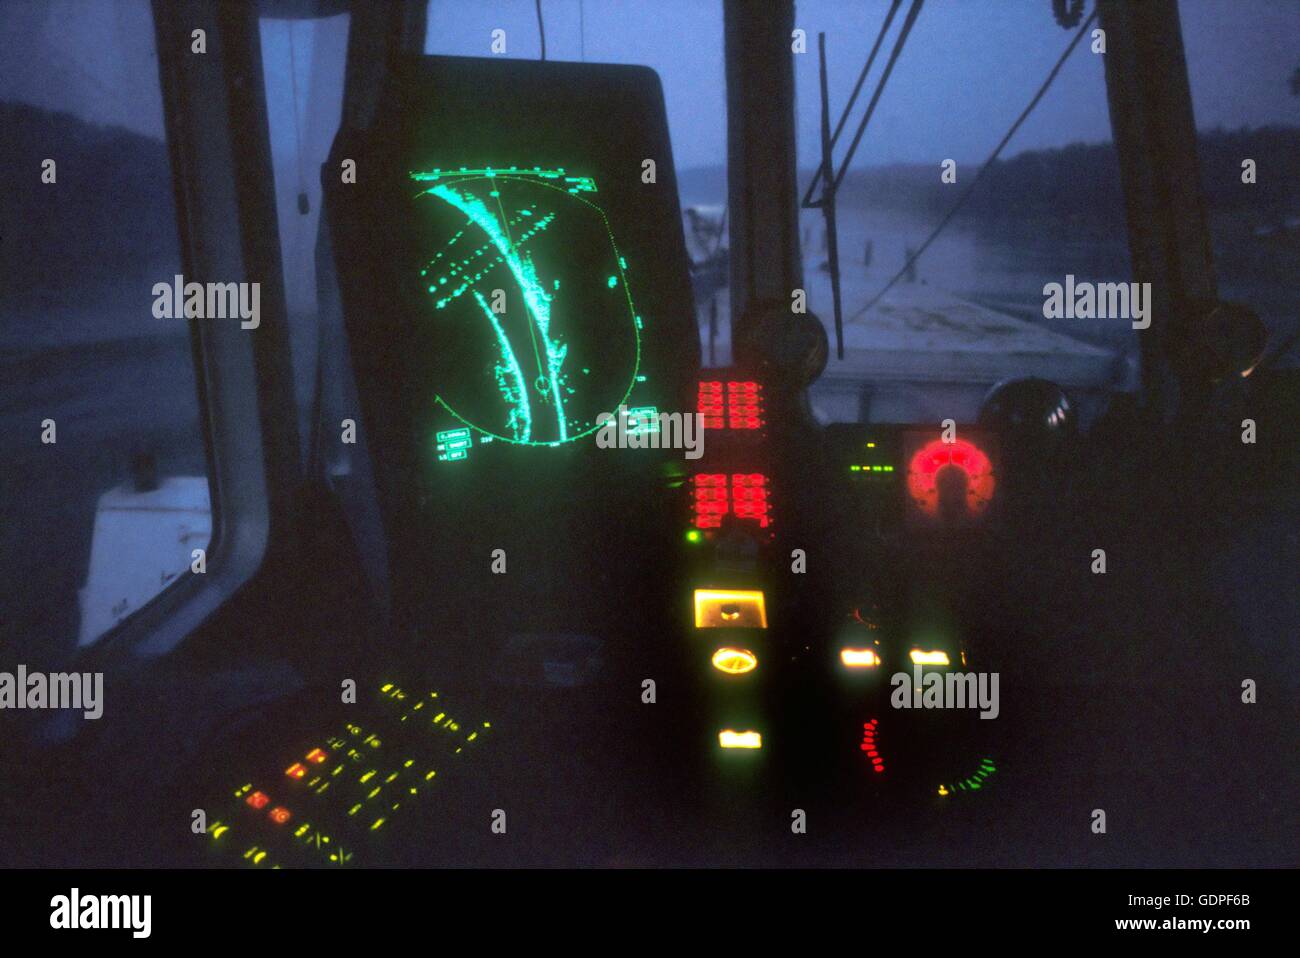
(698, 281), (1128, 423)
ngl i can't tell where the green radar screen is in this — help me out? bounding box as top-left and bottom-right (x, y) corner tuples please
(410, 167), (644, 447)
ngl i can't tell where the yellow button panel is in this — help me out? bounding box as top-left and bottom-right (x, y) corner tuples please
(694, 589), (767, 629)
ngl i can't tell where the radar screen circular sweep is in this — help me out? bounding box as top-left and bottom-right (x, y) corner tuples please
(409, 167), (646, 451)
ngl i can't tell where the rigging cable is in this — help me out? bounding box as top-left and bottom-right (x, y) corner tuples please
(832, 0), (924, 193)
(801, 0), (902, 208)
(535, 0), (547, 61)
(847, 7), (1098, 324)
(808, 0), (925, 359)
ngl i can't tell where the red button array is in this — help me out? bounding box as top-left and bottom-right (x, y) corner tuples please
(698, 381), (725, 430)
(697, 380), (763, 431)
(727, 380), (762, 430)
(692, 473), (771, 530)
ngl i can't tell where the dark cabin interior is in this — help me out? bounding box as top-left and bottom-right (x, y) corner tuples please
(0, 0), (1295, 900)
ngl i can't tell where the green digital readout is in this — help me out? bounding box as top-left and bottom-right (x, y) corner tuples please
(410, 167), (645, 449)
(625, 406), (660, 435)
(435, 427), (472, 462)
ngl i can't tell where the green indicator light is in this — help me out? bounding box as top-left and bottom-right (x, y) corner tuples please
(685, 529), (702, 544)
(607, 275), (618, 288)
(939, 758), (999, 798)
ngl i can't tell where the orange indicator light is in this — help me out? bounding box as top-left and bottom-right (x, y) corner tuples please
(268, 807), (292, 825)
(285, 763), (307, 779)
(306, 748), (327, 764)
(245, 791), (270, 810)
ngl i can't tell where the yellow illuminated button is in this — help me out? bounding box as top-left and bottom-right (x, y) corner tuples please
(718, 729), (762, 749)
(909, 650), (950, 666)
(840, 648), (880, 668)
(694, 589), (767, 629)
(711, 648), (758, 675)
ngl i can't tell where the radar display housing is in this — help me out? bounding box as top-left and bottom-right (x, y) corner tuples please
(325, 55), (699, 663)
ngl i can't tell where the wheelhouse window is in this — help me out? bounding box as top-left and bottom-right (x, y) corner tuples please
(794, 0), (1136, 425)
(0, 0), (210, 659)
(1179, 0), (1300, 370)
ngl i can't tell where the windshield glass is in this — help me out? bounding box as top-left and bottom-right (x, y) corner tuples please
(795, 0), (1138, 425)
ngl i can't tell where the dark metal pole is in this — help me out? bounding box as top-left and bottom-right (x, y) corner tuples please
(724, 0), (803, 330)
(1097, 0), (1218, 414)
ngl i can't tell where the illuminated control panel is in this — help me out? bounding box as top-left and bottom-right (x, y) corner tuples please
(836, 426), (998, 527)
(687, 371), (775, 755)
(199, 681), (491, 868)
(688, 374), (774, 544)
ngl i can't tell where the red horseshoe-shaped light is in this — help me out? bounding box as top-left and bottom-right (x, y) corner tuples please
(906, 439), (995, 518)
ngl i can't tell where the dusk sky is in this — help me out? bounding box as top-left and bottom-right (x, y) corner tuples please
(423, 0), (1299, 169)
(3, 0), (1296, 171)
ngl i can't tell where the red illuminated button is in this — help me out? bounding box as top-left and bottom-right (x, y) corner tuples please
(245, 791), (270, 810)
(305, 748), (327, 764)
(268, 806), (292, 825)
(285, 763), (307, 780)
